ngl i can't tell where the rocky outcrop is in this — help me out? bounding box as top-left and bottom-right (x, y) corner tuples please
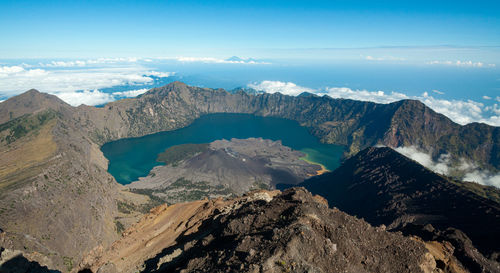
(77, 188), (454, 273)
(289, 147), (500, 271)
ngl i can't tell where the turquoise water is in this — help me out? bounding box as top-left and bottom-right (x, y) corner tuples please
(101, 113), (345, 185)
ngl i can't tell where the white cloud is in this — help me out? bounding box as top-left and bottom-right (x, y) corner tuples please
(432, 89), (444, 95)
(0, 64), (175, 95)
(323, 87), (409, 103)
(485, 104), (500, 115)
(112, 88), (149, 98)
(53, 90), (115, 106)
(40, 60), (87, 67)
(483, 95), (492, 100)
(174, 56), (270, 65)
(463, 171), (500, 187)
(38, 57), (143, 68)
(247, 80), (313, 96)
(0, 67), (154, 96)
(394, 146), (451, 175)
(0, 65), (25, 74)
(49, 88), (150, 106)
(0, 65), (49, 80)
(147, 71), (175, 78)
(0, 62), (177, 106)
(428, 60), (496, 68)
(395, 146), (500, 188)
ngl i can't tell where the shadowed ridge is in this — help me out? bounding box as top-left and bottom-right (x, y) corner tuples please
(286, 146), (500, 269)
(0, 254), (61, 273)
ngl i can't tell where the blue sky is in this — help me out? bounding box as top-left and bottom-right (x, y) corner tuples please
(1, 0), (499, 59)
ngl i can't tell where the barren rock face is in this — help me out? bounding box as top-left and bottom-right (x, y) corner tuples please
(78, 188), (445, 273)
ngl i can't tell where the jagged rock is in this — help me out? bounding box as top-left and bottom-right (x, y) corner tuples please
(78, 188), (452, 273)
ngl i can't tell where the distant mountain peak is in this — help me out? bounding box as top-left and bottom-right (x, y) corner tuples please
(25, 88), (41, 94)
(297, 91), (319, 98)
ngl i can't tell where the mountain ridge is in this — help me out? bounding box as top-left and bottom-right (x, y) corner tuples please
(284, 146), (500, 271)
(69, 81), (499, 171)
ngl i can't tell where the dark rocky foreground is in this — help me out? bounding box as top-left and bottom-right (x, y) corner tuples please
(76, 188), (458, 273)
(287, 147), (500, 272)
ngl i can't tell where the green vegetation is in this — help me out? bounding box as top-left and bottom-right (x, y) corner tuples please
(0, 110), (58, 144)
(131, 178), (234, 205)
(157, 143), (209, 166)
(117, 200), (136, 214)
(250, 180), (270, 190)
(162, 178), (233, 202)
(128, 188), (165, 213)
(275, 259), (292, 272)
(452, 180), (500, 204)
(114, 220), (125, 234)
(62, 256), (73, 272)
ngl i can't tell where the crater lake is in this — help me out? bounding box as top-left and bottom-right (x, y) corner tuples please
(101, 113), (345, 184)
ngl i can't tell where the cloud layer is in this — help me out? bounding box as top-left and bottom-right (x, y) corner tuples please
(395, 146), (500, 188)
(174, 56), (270, 64)
(37, 57), (142, 68)
(0, 65), (155, 96)
(428, 60), (496, 68)
(0, 60), (174, 106)
(52, 88), (150, 106)
(247, 81), (313, 96)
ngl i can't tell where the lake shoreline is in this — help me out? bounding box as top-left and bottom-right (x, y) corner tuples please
(299, 154), (329, 176)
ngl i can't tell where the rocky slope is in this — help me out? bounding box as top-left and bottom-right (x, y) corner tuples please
(0, 92), (151, 271)
(77, 188), (463, 273)
(286, 147), (500, 272)
(128, 138), (322, 203)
